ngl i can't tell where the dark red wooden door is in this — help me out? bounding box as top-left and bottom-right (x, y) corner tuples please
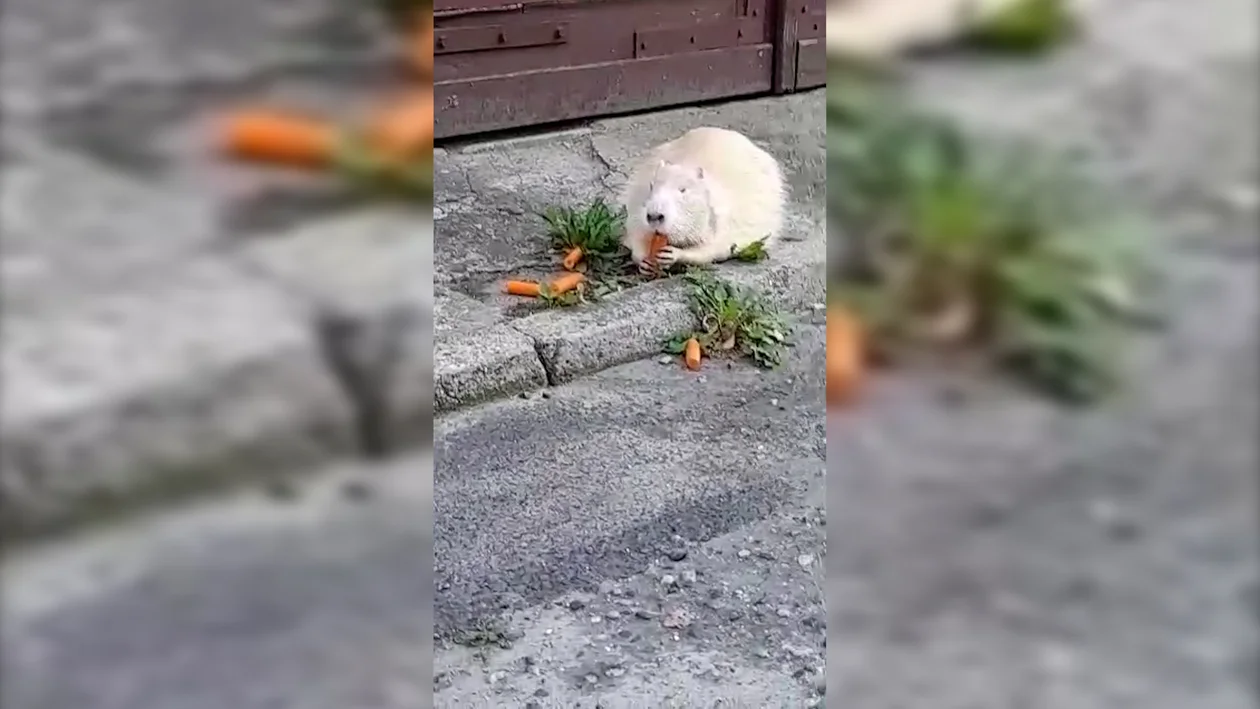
(432, 0), (818, 139)
(774, 0), (826, 92)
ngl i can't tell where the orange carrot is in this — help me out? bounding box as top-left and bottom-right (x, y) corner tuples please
(366, 92), (434, 162)
(219, 109), (340, 168)
(647, 233), (669, 265)
(546, 272), (586, 295)
(826, 305), (865, 405)
(561, 246), (583, 271)
(504, 280), (541, 297)
(643, 232), (670, 275)
(407, 14), (434, 76)
(684, 337), (702, 371)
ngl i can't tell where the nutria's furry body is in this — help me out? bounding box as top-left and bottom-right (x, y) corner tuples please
(620, 127), (786, 270)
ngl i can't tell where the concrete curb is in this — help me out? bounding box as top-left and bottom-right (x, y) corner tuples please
(1, 257), (358, 539)
(435, 234), (828, 411)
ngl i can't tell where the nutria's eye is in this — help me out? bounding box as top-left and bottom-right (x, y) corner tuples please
(679, 187), (687, 193)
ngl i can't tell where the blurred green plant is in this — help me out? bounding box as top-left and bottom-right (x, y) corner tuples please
(826, 72), (1160, 404)
(964, 0), (1080, 54)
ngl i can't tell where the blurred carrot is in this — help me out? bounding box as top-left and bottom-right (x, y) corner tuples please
(561, 246), (583, 270)
(546, 272), (586, 295)
(683, 337), (702, 371)
(219, 109), (340, 168)
(826, 305), (865, 405)
(366, 92), (434, 162)
(407, 13), (434, 76)
(505, 280), (541, 296)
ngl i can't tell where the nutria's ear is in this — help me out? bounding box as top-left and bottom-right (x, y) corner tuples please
(695, 166), (705, 179)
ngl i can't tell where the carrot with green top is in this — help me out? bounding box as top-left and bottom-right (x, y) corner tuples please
(366, 92), (434, 162)
(546, 272), (586, 295)
(504, 280), (542, 297)
(561, 246), (584, 271)
(219, 109), (340, 168)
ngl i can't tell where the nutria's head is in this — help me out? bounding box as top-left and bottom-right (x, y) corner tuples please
(642, 160), (714, 246)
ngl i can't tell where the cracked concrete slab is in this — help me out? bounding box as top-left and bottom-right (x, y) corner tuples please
(0, 4), (429, 537)
(432, 91), (827, 410)
(0, 255), (356, 538)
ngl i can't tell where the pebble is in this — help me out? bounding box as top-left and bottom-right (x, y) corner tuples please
(661, 574), (678, 588)
(585, 674), (599, 685)
(635, 609), (657, 620)
(797, 554), (814, 568)
(668, 549), (689, 562)
(784, 643), (814, 659)
(738, 549), (752, 559)
(681, 569), (698, 585)
(341, 480), (373, 501)
(606, 611), (621, 621)
(777, 608), (793, 618)
(568, 599), (586, 611)
(658, 355), (674, 365)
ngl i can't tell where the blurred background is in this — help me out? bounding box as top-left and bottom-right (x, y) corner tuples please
(1, 0), (1255, 707)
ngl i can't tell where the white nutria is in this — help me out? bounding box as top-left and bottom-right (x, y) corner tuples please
(826, 0), (1091, 61)
(620, 126), (785, 272)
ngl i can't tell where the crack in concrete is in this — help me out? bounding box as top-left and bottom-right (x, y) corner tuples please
(585, 134), (623, 193)
(311, 305), (419, 459)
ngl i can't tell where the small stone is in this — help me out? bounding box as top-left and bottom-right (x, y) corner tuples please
(525, 703), (541, 709)
(585, 674), (599, 685)
(635, 609), (657, 620)
(784, 643), (814, 659)
(489, 671), (507, 684)
(668, 549), (688, 562)
(606, 611), (621, 620)
(658, 355), (674, 365)
(681, 569), (698, 585)
(540, 391), (551, 399)
(661, 608), (694, 629)
(738, 549), (751, 559)
(770, 398), (779, 406)
(590, 615), (603, 624)
(797, 554), (814, 568)
(534, 688), (550, 698)
(568, 599), (586, 611)
(661, 574), (678, 587)
(263, 479), (298, 501)
(753, 647), (771, 659)
(777, 608), (793, 618)
(341, 480), (372, 501)
(604, 666), (626, 678)
(518, 391), (530, 399)
(1089, 499), (1142, 540)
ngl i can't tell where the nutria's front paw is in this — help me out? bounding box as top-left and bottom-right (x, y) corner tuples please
(637, 259), (657, 275)
(656, 246), (680, 267)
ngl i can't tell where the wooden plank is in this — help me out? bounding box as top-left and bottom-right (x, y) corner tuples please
(435, 44), (774, 138)
(796, 37), (825, 89)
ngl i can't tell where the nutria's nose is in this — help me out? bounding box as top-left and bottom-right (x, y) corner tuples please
(646, 211), (664, 226)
